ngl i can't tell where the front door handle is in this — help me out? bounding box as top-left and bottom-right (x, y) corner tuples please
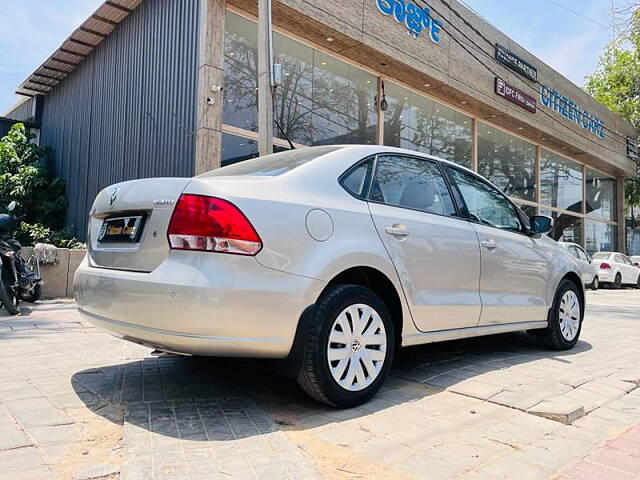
(385, 224), (409, 238)
(482, 239), (497, 251)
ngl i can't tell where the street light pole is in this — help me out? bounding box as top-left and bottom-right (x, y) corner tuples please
(258, 0), (274, 157)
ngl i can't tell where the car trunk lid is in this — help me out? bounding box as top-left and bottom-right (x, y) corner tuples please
(87, 178), (191, 272)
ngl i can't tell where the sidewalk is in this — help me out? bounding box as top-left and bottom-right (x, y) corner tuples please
(0, 291), (639, 479)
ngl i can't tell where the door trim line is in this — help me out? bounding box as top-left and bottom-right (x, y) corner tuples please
(401, 320), (548, 347)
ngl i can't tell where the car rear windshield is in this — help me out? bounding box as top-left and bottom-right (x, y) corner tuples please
(200, 146), (343, 177)
(592, 252), (611, 260)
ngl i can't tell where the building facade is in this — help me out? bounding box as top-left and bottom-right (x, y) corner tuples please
(6, 0), (638, 252)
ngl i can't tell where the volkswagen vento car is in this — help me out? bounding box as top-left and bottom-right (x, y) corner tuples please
(75, 145), (585, 407)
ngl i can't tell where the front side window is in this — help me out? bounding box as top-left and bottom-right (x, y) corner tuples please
(369, 155), (455, 216)
(447, 167), (522, 232)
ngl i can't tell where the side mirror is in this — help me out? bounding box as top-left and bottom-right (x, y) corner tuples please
(7, 201), (16, 212)
(529, 215), (553, 235)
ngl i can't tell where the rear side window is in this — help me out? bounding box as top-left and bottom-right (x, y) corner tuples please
(369, 155), (455, 216)
(340, 159), (373, 199)
(200, 146), (343, 177)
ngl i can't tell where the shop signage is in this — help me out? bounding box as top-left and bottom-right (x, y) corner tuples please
(375, 0), (444, 44)
(539, 85), (606, 139)
(495, 44), (538, 82)
(495, 78), (536, 113)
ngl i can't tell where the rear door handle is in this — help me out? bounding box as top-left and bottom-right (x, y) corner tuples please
(385, 224), (409, 238)
(482, 239), (497, 251)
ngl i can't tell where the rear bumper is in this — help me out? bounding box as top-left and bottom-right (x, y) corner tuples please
(74, 252), (326, 358)
(597, 269), (615, 282)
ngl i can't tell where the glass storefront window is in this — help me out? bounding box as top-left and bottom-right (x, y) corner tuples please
(586, 168), (616, 221)
(221, 133), (291, 167)
(585, 220), (617, 255)
(540, 207), (583, 245)
(478, 123), (536, 202)
(383, 82), (472, 167)
(540, 149), (583, 213)
(221, 133), (259, 167)
(515, 203), (536, 218)
(273, 32), (377, 146)
(224, 12), (259, 132)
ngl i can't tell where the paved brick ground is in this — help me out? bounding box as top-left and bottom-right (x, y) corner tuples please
(0, 290), (639, 479)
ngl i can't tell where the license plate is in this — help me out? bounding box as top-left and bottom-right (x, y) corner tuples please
(98, 214), (146, 243)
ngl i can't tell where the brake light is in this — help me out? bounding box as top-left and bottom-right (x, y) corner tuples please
(167, 194), (262, 255)
(600, 262), (611, 270)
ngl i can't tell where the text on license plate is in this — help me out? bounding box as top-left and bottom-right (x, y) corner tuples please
(98, 215), (146, 243)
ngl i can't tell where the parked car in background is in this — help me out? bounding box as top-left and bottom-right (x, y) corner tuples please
(630, 255), (640, 267)
(75, 145), (586, 407)
(592, 252), (640, 289)
(558, 242), (598, 290)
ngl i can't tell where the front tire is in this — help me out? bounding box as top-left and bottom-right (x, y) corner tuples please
(540, 279), (583, 350)
(297, 284), (395, 408)
(0, 273), (19, 315)
(590, 276), (599, 290)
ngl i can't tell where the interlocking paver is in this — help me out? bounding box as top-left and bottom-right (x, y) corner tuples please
(1, 292), (640, 479)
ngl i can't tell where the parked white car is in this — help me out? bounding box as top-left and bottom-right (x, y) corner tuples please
(631, 255), (640, 267)
(75, 146), (585, 407)
(591, 252), (640, 289)
(558, 242), (598, 290)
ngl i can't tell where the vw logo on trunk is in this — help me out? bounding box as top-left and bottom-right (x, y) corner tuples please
(109, 186), (120, 206)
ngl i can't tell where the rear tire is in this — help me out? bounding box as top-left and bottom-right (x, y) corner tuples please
(539, 279), (582, 350)
(296, 284), (395, 408)
(22, 283), (42, 303)
(0, 273), (19, 315)
(613, 273), (622, 289)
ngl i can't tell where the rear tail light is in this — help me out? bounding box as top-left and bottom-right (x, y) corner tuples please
(167, 194), (262, 255)
(600, 262), (611, 270)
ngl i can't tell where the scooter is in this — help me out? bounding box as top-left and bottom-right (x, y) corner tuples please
(0, 201), (43, 315)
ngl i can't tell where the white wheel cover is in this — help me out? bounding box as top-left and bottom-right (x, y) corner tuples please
(559, 291), (580, 341)
(327, 304), (387, 392)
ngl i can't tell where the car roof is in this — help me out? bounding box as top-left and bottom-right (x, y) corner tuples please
(322, 145), (478, 174)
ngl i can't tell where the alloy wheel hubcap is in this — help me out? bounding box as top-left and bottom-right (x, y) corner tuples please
(327, 304), (387, 392)
(559, 291), (580, 341)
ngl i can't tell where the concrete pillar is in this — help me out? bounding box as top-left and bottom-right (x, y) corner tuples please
(194, 0), (226, 175)
(257, 0), (274, 157)
(617, 177), (626, 252)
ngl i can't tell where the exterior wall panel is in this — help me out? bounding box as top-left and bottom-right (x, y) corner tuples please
(40, 0), (200, 239)
(4, 98), (35, 122)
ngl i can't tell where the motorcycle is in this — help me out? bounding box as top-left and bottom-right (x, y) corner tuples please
(0, 201), (43, 315)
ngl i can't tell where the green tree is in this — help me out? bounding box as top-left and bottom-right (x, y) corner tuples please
(0, 123), (81, 247)
(585, 8), (640, 215)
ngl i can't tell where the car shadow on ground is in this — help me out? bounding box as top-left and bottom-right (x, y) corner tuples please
(70, 332), (592, 442)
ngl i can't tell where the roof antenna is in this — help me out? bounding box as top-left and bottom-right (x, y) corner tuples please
(274, 118), (295, 150)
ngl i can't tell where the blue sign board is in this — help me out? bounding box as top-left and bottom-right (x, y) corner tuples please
(539, 85), (605, 139)
(376, 0), (444, 44)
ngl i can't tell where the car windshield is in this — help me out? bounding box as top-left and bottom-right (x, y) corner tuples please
(592, 252), (611, 260)
(200, 146), (343, 177)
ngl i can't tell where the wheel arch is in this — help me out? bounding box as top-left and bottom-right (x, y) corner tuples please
(320, 266), (404, 348)
(559, 271), (585, 316)
(283, 265), (408, 378)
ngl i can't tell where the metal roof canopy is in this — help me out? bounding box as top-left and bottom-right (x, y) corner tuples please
(15, 0), (142, 97)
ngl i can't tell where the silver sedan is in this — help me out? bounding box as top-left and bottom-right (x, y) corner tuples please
(75, 145), (584, 407)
